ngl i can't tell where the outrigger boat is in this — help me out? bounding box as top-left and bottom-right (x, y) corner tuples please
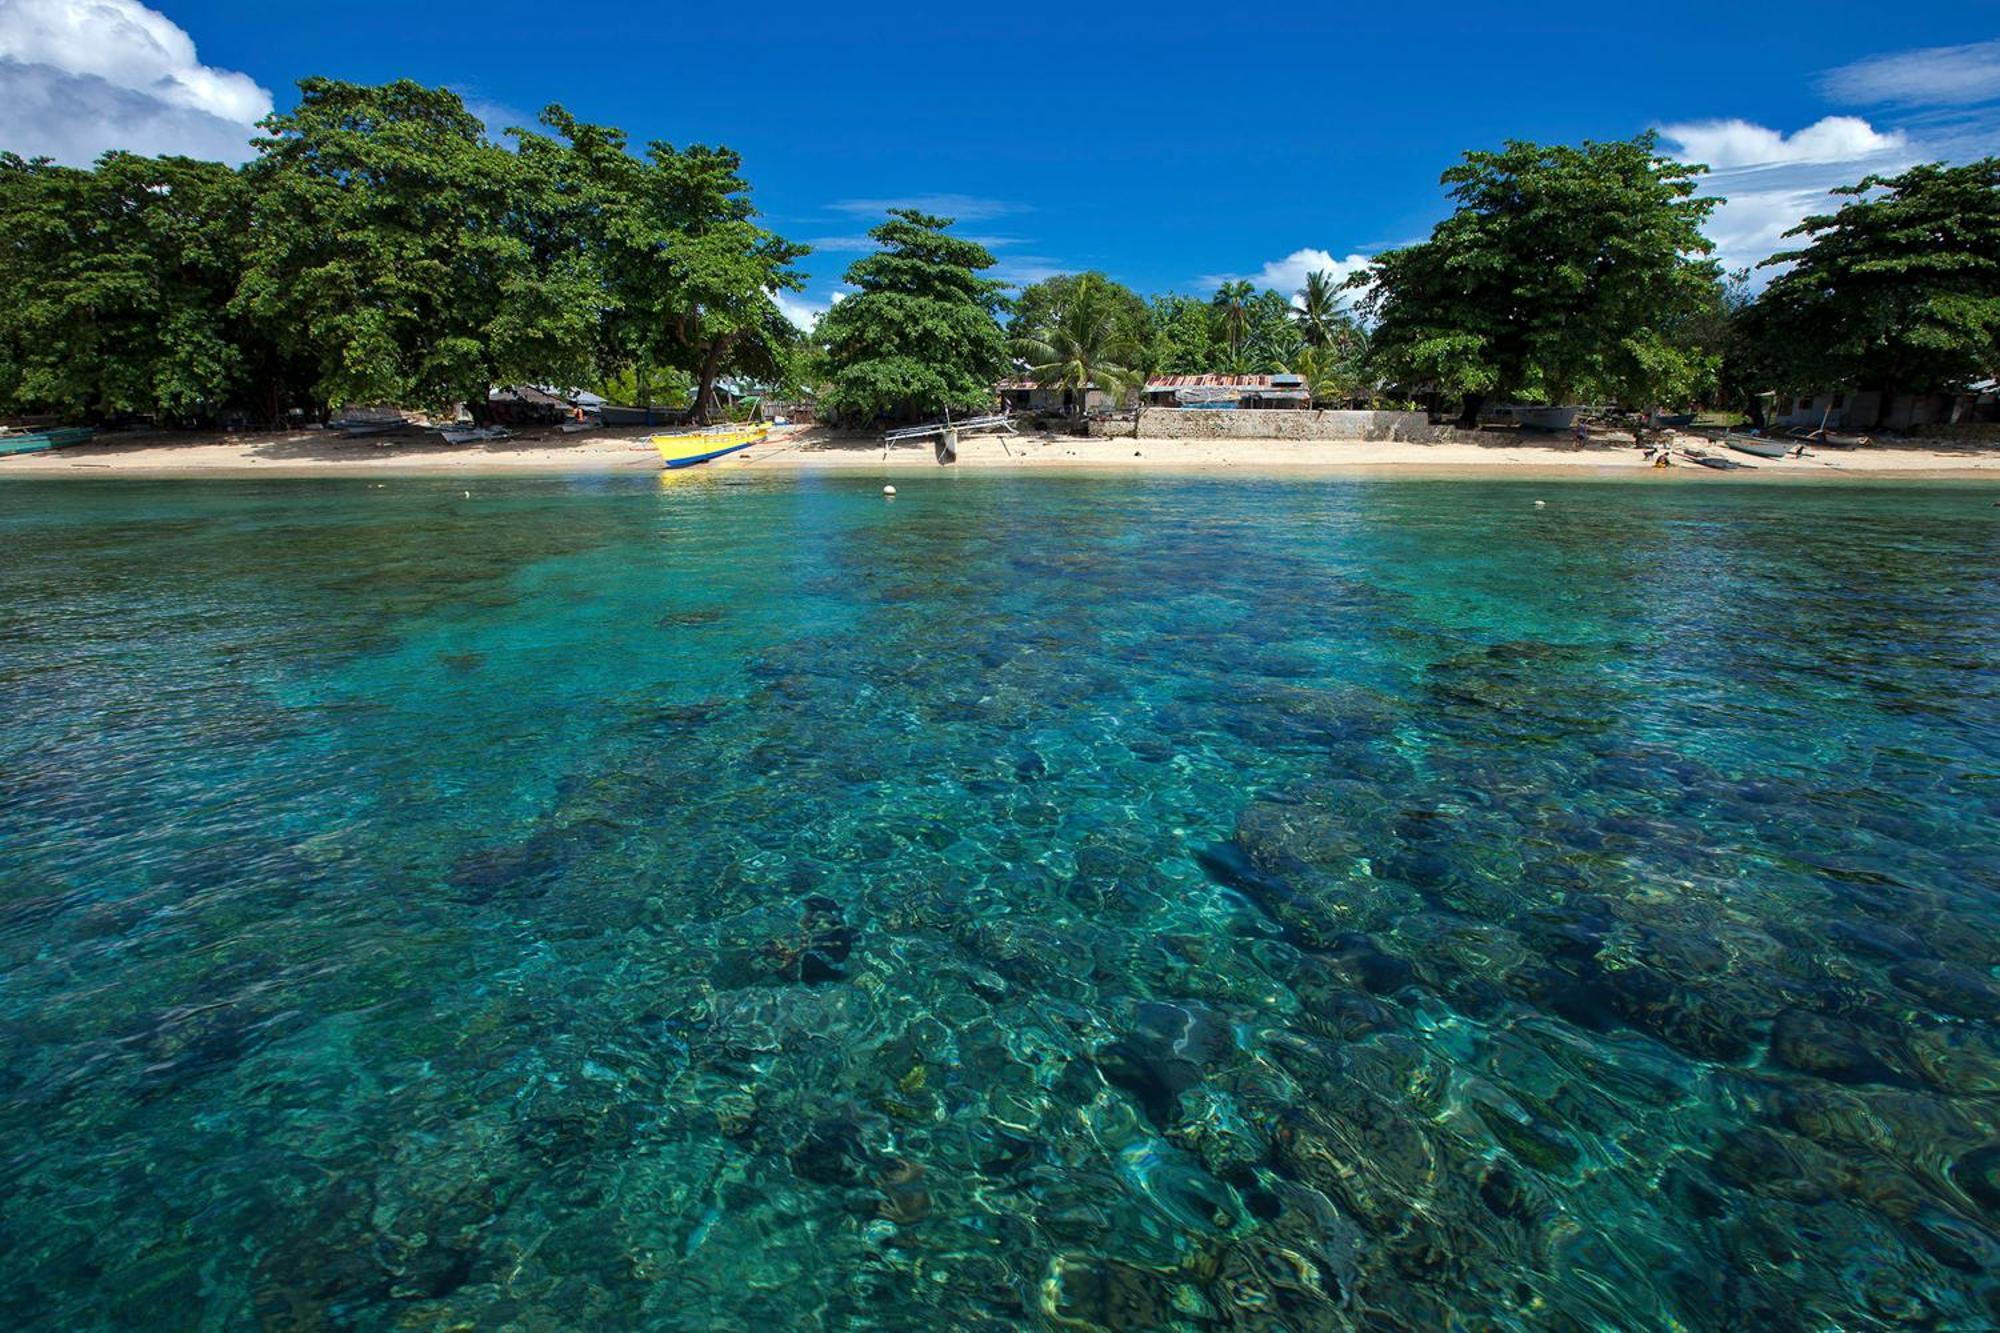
(651, 423), (767, 469)
(1723, 433), (1801, 460)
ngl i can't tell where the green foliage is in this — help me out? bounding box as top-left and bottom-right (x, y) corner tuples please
(238, 79), (554, 414)
(1355, 133), (1722, 412)
(1210, 280), (1254, 360)
(1749, 158), (2000, 397)
(0, 152), (272, 422)
(1, 79), (808, 428)
(1147, 294), (1217, 374)
(1008, 273), (1145, 408)
(817, 210), (1008, 422)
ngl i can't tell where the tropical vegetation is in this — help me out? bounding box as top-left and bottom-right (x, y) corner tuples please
(0, 78), (807, 425)
(3, 94), (1995, 432)
(814, 210), (1009, 424)
(1352, 133), (1723, 423)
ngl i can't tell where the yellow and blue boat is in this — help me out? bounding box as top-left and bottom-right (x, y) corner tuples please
(650, 423), (768, 469)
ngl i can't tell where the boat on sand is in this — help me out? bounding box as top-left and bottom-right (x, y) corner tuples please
(652, 424), (768, 469)
(1725, 434), (1800, 460)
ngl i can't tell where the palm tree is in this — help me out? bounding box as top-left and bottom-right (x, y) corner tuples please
(1009, 275), (1142, 414)
(1211, 280), (1254, 361)
(1294, 269), (1342, 349)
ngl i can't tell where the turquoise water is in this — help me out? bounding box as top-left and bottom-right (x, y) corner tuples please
(0, 473), (1996, 1330)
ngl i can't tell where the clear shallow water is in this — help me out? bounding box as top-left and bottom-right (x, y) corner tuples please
(0, 472), (1996, 1331)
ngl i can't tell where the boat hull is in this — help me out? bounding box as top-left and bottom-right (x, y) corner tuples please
(651, 425), (768, 469)
(1726, 436), (1795, 459)
(1513, 406), (1581, 431)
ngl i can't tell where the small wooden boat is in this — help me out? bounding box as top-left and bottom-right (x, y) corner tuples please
(1513, 406), (1581, 431)
(651, 423), (768, 469)
(603, 404), (688, 428)
(1789, 428), (1867, 449)
(438, 425), (511, 445)
(0, 426), (95, 456)
(1652, 412), (1696, 428)
(1724, 434), (1798, 459)
(1681, 449), (1751, 471)
(337, 418), (407, 438)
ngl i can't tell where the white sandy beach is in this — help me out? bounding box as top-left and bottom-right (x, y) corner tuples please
(3, 424), (1997, 480)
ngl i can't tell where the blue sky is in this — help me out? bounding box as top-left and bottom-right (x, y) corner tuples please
(3, 0), (1997, 325)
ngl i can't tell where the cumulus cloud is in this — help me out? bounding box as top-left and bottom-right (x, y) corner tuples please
(0, 0), (271, 163)
(1822, 39), (2000, 107)
(1657, 115), (1908, 169)
(1658, 116), (1918, 279)
(772, 288), (847, 332)
(1202, 247), (1375, 304)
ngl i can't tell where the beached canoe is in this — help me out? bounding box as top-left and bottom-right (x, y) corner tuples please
(1513, 406), (1582, 431)
(652, 424), (768, 469)
(0, 426), (95, 456)
(1725, 435), (1798, 459)
(438, 425), (511, 445)
(603, 404), (688, 428)
(1681, 450), (1751, 471)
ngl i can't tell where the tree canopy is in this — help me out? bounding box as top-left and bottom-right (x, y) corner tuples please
(1747, 158), (2000, 399)
(1354, 133), (1721, 417)
(0, 151), (279, 423)
(0, 78), (807, 426)
(1008, 273), (1145, 408)
(816, 210), (1008, 423)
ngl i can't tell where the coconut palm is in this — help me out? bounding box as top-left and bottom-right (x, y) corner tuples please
(1210, 280), (1254, 360)
(1294, 269), (1343, 349)
(1009, 275), (1142, 413)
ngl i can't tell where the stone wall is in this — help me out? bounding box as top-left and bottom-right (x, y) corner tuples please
(1094, 409), (1452, 442)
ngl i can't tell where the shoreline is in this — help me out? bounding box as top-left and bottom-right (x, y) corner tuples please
(3, 424), (1996, 481)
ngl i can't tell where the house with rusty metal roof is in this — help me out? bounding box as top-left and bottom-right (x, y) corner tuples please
(1142, 374), (1310, 409)
(996, 378), (1116, 415)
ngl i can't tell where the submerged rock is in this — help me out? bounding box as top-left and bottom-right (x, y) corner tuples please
(1768, 1009), (1904, 1086)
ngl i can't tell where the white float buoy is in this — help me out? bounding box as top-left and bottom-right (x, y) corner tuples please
(883, 485), (897, 497)
(463, 490), (471, 499)
(1533, 500), (1546, 508)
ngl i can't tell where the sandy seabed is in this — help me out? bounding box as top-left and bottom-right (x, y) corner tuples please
(3, 423), (1997, 481)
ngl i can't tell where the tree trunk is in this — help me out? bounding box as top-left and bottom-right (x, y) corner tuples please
(1455, 393), (1485, 429)
(467, 383), (491, 426)
(693, 335), (735, 426)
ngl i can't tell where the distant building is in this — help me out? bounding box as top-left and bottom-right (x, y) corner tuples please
(1142, 374), (1310, 410)
(996, 379), (1114, 415)
(1776, 387), (1994, 432)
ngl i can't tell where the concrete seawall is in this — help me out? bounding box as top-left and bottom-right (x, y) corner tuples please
(1092, 409), (1454, 442)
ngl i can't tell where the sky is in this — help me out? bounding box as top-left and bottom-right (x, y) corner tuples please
(2, 0), (1997, 329)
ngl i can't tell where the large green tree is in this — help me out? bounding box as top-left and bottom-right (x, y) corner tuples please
(0, 151), (283, 422)
(1354, 133), (1721, 421)
(1748, 158), (2000, 400)
(237, 79), (592, 417)
(816, 210), (1008, 423)
(519, 109), (808, 422)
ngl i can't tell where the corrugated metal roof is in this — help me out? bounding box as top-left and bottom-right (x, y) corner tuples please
(1145, 374), (1281, 389)
(998, 379), (1100, 391)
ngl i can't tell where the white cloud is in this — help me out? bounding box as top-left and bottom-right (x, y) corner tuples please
(0, 0), (271, 163)
(1657, 116), (1921, 280)
(1201, 247), (1375, 303)
(772, 289), (847, 332)
(1657, 115), (1908, 168)
(1823, 39), (2000, 107)
(804, 234), (879, 253)
(827, 193), (1025, 221)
